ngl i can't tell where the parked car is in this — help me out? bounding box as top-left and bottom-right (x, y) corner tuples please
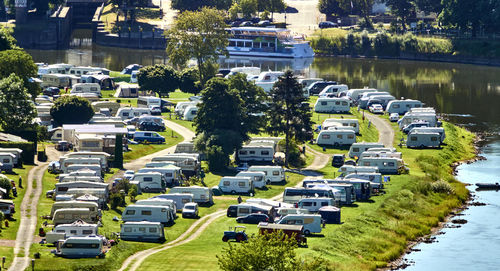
(402, 121), (430, 134)
(121, 64), (142, 75)
(235, 163), (249, 172)
(55, 141), (73, 151)
(389, 113), (399, 122)
(319, 21), (338, 29)
(139, 122), (166, 132)
(123, 170), (135, 180)
(240, 21), (253, 27)
(369, 104), (384, 114)
(257, 20), (271, 27)
(43, 87), (60, 96)
(182, 202), (199, 218)
(236, 214), (270, 224)
(222, 226), (248, 242)
(149, 105), (162, 115)
(331, 154), (345, 167)
(133, 131), (165, 144)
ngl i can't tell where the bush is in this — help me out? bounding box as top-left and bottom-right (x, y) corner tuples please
(110, 192), (126, 209)
(0, 175), (12, 198)
(0, 142), (35, 164)
(207, 145), (229, 172)
(431, 180), (455, 194)
(278, 140), (305, 168)
(50, 95), (94, 125)
(128, 185), (138, 202)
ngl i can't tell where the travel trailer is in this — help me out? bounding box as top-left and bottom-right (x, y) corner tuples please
(236, 171), (266, 188)
(137, 96), (162, 109)
(386, 99), (423, 115)
(314, 97), (351, 113)
(0, 200), (15, 217)
(114, 83), (140, 98)
(120, 222), (165, 243)
(318, 84), (349, 97)
(169, 186), (213, 204)
(59, 158), (102, 173)
(53, 236), (104, 258)
(52, 208), (95, 226)
(137, 165), (181, 186)
(0, 153), (15, 173)
(348, 142), (385, 158)
(54, 182), (109, 197)
(71, 83), (101, 97)
(80, 74), (114, 90)
(357, 157), (403, 174)
(338, 165), (379, 177)
(153, 193), (194, 210)
(50, 201), (100, 219)
(252, 71), (284, 92)
(65, 188), (108, 207)
(122, 205), (174, 224)
(346, 88), (378, 102)
(232, 203), (277, 219)
(62, 152), (110, 169)
(248, 166), (286, 184)
(45, 221), (99, 244)
(218, 177), (254, 194)
(245, 198), (292, 209)
(174, 102), (199, 116)
(322, 119), (359, 134)
(69, 66), (110, 76)
(135, 198), (177, 214)
(297, 197), (335, 212)
(359, 151), (402, 159)
(302, 180), (356, 205)
(362, 95), (395, 109)
(41, 74), (79, 88)
(409, 127), (445, 143)
(398, 113), (439, 129)
(358, 91), (391, 109)
(237, 141), (275, 163)
(132, 172), (166, 193)
(316, 129), (356, 146)
(65, 164), (102, 176)
(406, 132), (441, 148)
(183, 105), (198, 121)
(277, 214), (323, 235)
(116, 107), (150, 120)
(344, 173), (383, 189)
(326, 178), (372, 201)
(276, 207), (309, 217)
(151, 154), (200, 176)
(58, 175), (103, 183)
(0, 148), (23, 167)
(283, 187), (336, 204)
(38, 63), (73, 75)
(91, 101), (121, 115)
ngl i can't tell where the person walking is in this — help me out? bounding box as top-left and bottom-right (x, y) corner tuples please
(18, 176), (22, 189)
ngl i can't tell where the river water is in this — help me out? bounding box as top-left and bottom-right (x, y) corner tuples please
(27, 32), (500, 269)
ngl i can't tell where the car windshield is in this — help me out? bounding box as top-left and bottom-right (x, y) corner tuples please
(185, 205), (195, 210)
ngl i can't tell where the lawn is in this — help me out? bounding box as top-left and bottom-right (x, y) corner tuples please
(123, 130), (183, 162)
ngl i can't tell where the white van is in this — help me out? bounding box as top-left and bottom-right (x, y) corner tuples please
(122, 205), (173, 224)
(316, 129), (356, 146)
(277, 214), (323, 235)
(322, 118), (359, 134)
(406, 132), (441, 148)
(153, 193), (194, 211)
(120, 222), (165, 243)
(183, 105), (198, 121)
(218, 177), (254, 195)
(348, 142), (385, 158)
(169, 186), (213, 204)
(52, 208), (95, 226)
(314, 97), (351, 113)
(133, 172), (166, 193)
(46, 221), (99, 244)
(71, 83), (101, 97)
(248, 166), (285, 184)
(54, 236), (104, 258)
(386, 99), (423, 115)
(318, 84), (349, 97)
(236, 171), (266, 188)
(297, 197), (335, 212)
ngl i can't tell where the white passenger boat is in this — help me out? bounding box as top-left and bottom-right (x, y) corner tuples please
(227, 27), (314, 59)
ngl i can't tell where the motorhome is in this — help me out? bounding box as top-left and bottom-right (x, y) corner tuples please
(53, 236), (104, 258)
(52, 208), (95, 225)
(132, 172), (166, 193)
(318, 84), (349, 97)
(71, 83), (101, 97)
(346, 88), (378, 103)
(322, 118), (359, 134)
(0, 153), (15, 173)
(183, 105), (198, 121)
(50, 201), (100, 219)
(0, 148), (22, 167)
(45, 221), (99, 244)
(122, 205), (174, 224)
(151, 154), (199, 176)
(0, 200), (15, 217)
(283, 187), (336, 204)
(62, 152), (110, 169)
(348, 142), (385, 158)
(236, 171), (266, 188)
(409, 127), (446, 143)
(153, 193), (194, 210)
(297, 197), (335, 212)
(277, 214), (323, 235)
(406, 132), (441, 148)
(59, 158), (102, 173)
(218, 176), (254, 195)
(316, 129), (356, 146)
(169, 186), (213, 204)
(120, 222), (165, 243)
(135, 198), (177, 214)
(357, 157), (403, 174)
(314, 97), (351, 113)
(91, 101), (121, 115)
(386, 99), (423, 115)
(248, 166), (286, 184)
(237, 142), (275, 163)
(137, 165), (181, 186)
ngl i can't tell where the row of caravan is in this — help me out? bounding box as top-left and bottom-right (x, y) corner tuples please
(174, 101), (199, 121)
(217, 166), (287, 194)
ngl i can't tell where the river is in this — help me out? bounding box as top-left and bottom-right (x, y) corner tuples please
(27, 34), (500, 269)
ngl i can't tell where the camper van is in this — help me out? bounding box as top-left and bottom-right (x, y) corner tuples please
(137, 165), (181, 186)
(297, 198), (335, 212)
(316, 129), (356, 146)
(71, 83), (101, 97)
(314, 97), (351, 113)
(183, 105), (198, 121)
(248, 166), (285, 184)
(52, 208), (95, 226)
(50, 201), (100, 219)
(409, 127), (445, 143)
(236, 171), (266, 188)
(218, 177), (254, 195)
(318, 84), (349, 97)
(122, 205), (173, 224)
(53, 236), (104, 258)
(322, 119), (359, 134)
(348, 142), (385, 158)
(153, 193), (193, 210)
(277, 214), (322, 235)
(406, 132), (441, 148)
(120, 222), (165, 243)
(357, 157), (403, 174)
(0, 153), (15, 173)
(0, 200), (15, 217)
(338, 165), (379, 177)
(386, 99), (423, 115)
(169, 186), (213, 204)
(46, 221), (99, 244)
(132, 172), (166, 193)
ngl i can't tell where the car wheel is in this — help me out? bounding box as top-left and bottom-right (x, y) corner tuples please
(222, 236), (229, 242)
(304, 230), (311, 235)
(236, 234), (244, 242)
(266, 180), (271, 185)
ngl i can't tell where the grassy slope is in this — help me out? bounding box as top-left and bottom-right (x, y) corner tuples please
(123, 130), (183, 162)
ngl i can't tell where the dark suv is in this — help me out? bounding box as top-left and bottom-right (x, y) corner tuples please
(43, 87), (60, 96)
(139, 122), (165, 132)
(307, 81), (337, 96)
(319, 21), (338, 29)
(332, 154), (345, 167)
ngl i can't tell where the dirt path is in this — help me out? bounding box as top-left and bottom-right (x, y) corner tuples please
(9, 162), (48, 271)
(365, 113), (395, 148)
(118, 210), (226, 271)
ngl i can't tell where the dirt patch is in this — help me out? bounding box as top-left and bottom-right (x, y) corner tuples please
(0, 239), (16, 247)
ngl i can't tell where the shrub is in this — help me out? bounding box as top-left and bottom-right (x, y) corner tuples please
(431, 180), (455, 194)
(402, 33), (418, 53)
(110, 192), (126, 209)
(128, 185), (138, 202)
(50, 95), (94, 125)
(207, 145), (229, 172)
(360, 30), (372, 55)
(0, 175), (12, 198)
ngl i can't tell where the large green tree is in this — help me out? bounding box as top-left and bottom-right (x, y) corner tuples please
(318, 0), (373, 26)
(439, 0), (496, 37)
(0, 74), (37, 132)
(0, 27), (17, 51)
(50, 96), (94, 126)
(0, 0), (6, 22)
(109, 0), (149, 23)
(266, 70), (312, 167)
(179, 67), (201, 95)
(0, 50), (39, 98)
(239, 0), (258, 19)
(166, 7), (228, 88)
(318, 0), (349, 19)
(385, 0), (416, 31)
(137, 64), (179, 97)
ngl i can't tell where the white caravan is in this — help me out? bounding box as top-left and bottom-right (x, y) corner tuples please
(348, 142), (385, 158)
(359, 151), (402, 159)
(297, 197), (335, 212)
(169, 186), (213, 204)
(245, 198), (292, 209)
(45, 221), (99, 244)
(54, 181), (109, 198)
(314, 97), (351, 113)
(357, 157), (403, 174)
(248, 166), (286, 184)
(59, 158), (102, 173)
(253, 71), (284, 92)
(322, 118), (359, 134)
(346, 88), (378, 102)
(236, 171), (266, 188)
(137, 165), (181, 186)
(406, 132), (441, 148)
(364, 95), (395, 109)
(235, 203), (276, 218)
(237, 144), (275, 163)
(174, 102), (199, 116)
(151, 154), (199, 176)
(386, 99), (423, 115)
(318, 84), (349, 97)
(218, 177), (254, 195)
(120, 222), (165, 243)
(0, 153), (15, 172)
(409, 127), (445, 143)
(132, 172), (166, 193)
(338, 165), (379, 177)
(277, 214), (323, 235)
(52, 208), (95, 226)
(53, 236), (104, 258)
(122, 205), (173, 224)
(358, 91), (391, 108)
(65, 164), (102, 176)
(398, 113), (439, 129)
(50, 201), (100, 219)
(344, 173), (383, 188)
(183, 105), (198, 121)
(276, 207), (309, 217)
(316, 129), (356, 146)
(153, 193), (194, 210)
(0, 148), (22, 166)
(71, 83), (101, 97)
(137, 96), (162, 109)
(135, 198), (177, 214)
(62, 152), (110, 169)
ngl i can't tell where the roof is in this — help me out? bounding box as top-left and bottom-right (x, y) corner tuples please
(258, 222), (303, 231)
(0, 132), (28, 142)
(63, 124), (127, 134)
(230, 27), (289, 33)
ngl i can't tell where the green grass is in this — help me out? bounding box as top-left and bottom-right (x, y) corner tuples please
(123, 130), (183, 162)
(109, 71), (131, 83)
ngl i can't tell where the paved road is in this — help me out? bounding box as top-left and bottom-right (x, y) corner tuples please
(365, 113), (395, 148)
(266, 0), (324, 36)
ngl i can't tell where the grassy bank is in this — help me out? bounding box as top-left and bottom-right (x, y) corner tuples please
(310, 28), (500, 59)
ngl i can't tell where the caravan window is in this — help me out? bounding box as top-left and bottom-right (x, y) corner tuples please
(58, 187), (69, 192)
(141, 210), (152, 216)
(261, 151), (270, 155)
(238, 182), (246, 187)
(249, 151), (255, 154)
(82, 230), (93, 234)
(302, 202), (313, 207)
(342, 101), (348, 106)
(337, 135), (343, 139)
(139, 227), (146, 232)
(352, 147), (359, 152)
(70, 230), (77, 234)
(393, 104), (400, 108)
(410, 136), (417, 141)
(149, 228), (157, 233)
(131, 88), (137, 94)
(126, 210), (135, 215)
(223, 181), (230, 186)
(165, 173), (173, 177)
(56, 230), (65, 233)
(3, 159), (9, 163)
(347, 134), (354, 139)
(123, 112), (129, 117)
(321, 101), (327, 106)
(431, 137), (438, 141)
(363, 162), (370, 166)
(75, 87), (82, 91)
(239, 151), (247, 155)
(321, 201), (329, 206)
(239, 208), (250, 214)
(124, 227), (132, 232)
(181, 198), (190, 203)
(90, 87), (97, 91)
(144, 177), (153, 182)
(322, 134), (330, 139)
(272, 171), (280, 176)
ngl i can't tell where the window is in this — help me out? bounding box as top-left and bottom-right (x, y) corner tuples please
(124, 227), (132, 232)
(238, 182), (246, 187)
(82, 230), (93, 234)
(126, 210), (135, 215)
(239, 208), (250, 214)
(337, 135), (343, 139)
(182, 199), (190, 203)
(56, 230), (65, 233)
(223, 181), (230, 186)
(141, 210), (152, 216)
(229, 40), (236, 46)
(342, 101), (348, 106)
(123, 112), (129, 117)
(353, 147), (359, 152)
(410, 136), (417, 141)
(302, 202), (313, 206)
(249, 151), (255, 154)
(91, 87), (97, 91)
(149, 228), (157, 233)
(388, 162), (395, 166)
(70, 230), (77, 234)
(272, 171), (280, 176)
(393, 104), (400, 108)
(322, 134), (331, 139)
(431, 137), (438, 141)
(363, 162), (370, 166)
(347, 134), (354, 139)
(144, 177), (153, 182)
(239, 151), (247, 155)
(139, 227), (146, 232)
(58, 187), (68, 192)
(321, 201), (329, 206)
(335, 101), (340, 105)
(261, 151), (269, 155)
(161, 208), (167, 212)
(321, 101), (327, 106)
(75, 87), (82, 91)
(3, 159), (9, 163)
(165, 173), (173, 177)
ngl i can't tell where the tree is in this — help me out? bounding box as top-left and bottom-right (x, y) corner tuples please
(385, 0), (416, 31)
(0, 1), (7, 22)
(266, 71), (313, 167)
(439, 0), (492, 37)
(114, 134), (124, 169)
(0, 175), (13, 198)
(269, 0), (285, 19)
(0, 50), (39, 98)
(0, 27), (17, 50)
(318, 0), (373, 26)
(137, 64), (179, 97)
(179, 67), (201, 94)
(109, 0), (149, 23)
(166, 7), (228, 88)
(0, 74), (37, 132)
(50, 96), (94, 126)
(240, 0), (258, 19)
(318, 0), (349, 19)
(415, 0), (442, 13)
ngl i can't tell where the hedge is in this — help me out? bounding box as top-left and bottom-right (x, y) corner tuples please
(0, 142), (36, 165)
